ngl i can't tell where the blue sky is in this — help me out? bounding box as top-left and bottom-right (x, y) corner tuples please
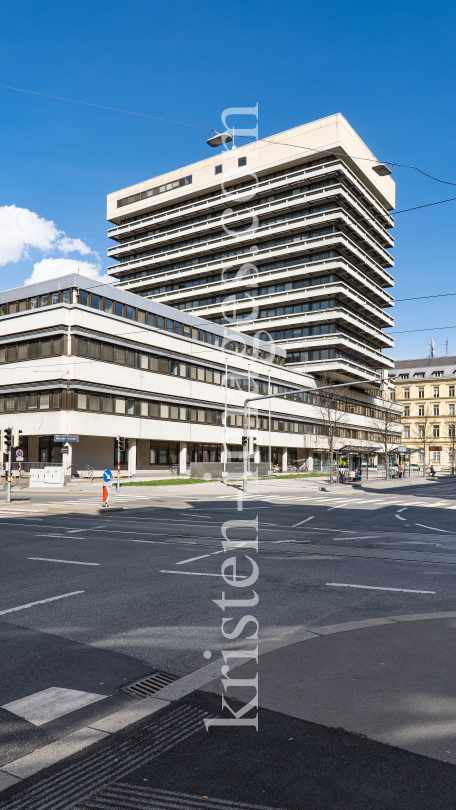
(1, 0), (455, 360)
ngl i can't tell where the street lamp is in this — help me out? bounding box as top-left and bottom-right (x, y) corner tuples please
(241, 377), (380, 493)
(206, 130), (233, 148)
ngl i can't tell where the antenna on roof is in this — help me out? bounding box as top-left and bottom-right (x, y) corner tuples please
(429, 338), (435, 358)
(446, 339), (449, 356)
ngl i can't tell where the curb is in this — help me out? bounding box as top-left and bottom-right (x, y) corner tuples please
(2, 610), (456, 791)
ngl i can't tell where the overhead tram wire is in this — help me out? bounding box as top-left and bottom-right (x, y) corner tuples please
(2, 82), (456, 177)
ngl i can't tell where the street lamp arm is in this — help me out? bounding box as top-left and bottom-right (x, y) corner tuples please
(241, 376), (380, 492)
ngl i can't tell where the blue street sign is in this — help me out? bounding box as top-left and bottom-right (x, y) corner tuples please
(15, 449), (24, 459)
(103, 469), (113, 483)
(54, 435), (79, 442)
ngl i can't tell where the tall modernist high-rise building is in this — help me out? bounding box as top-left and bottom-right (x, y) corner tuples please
(107, 114), (395, 391)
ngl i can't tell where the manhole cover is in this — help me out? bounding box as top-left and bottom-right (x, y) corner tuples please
(122, 671), (179, 698)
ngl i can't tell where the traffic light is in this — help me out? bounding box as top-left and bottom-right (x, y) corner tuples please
(248, 436), (257, 454)
(11, 429), (22, 447)
(118, 437), (125, 452)
(242, 435), (248, 447)
(4, 428), (12, 451)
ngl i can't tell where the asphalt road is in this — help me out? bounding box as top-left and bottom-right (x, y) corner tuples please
(1, 477), (455, 765)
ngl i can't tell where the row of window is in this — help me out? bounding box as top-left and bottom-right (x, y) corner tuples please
(214, 156), (247, 174)
(211, 297), (338, 326)
(0, 289), (72, 317)
(119, 201), (337, 257)
(118, 217), (341, 274)
(0, 337), (63, 363)
(117, 161), (336, 230)
(285, 347), (374, 371)
(396, 371), (456, 380)
(404, 425), (456, 439)
(0, 391), (61, 413)
(121, 221), (338, 266)
(403, 404), (455, 417)
(77, 290), (284, 364)
(174, 274), (338, 311)
(75, 337), (291, 395)
(117, 175), (192, 208)
(402, 386), (455, 399)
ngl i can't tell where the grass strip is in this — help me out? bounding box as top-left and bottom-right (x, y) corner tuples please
(121, 478), (218, 487)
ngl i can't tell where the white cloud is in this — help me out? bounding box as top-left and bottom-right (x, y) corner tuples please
(0, 205), (59, 265)
(25, 258), (111, 286)
(0, 205), (98, 271)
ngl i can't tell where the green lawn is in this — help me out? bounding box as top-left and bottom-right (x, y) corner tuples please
(274, 473), (327, 479)
(121, 477), (218, 487)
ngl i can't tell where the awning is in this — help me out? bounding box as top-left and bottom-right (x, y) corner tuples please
(337, 445), (382, 454)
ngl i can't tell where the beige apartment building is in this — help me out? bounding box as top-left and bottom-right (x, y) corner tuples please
(390, 356), (456, 471)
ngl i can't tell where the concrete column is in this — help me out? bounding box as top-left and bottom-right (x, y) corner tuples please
(179, 442), (187, 475)
(307, 454), (314, 472)
(62, 442), (73, 484)
(281, 447), (288, 472)
(254, 446), (260, 464)
(127, 439), (137, 476)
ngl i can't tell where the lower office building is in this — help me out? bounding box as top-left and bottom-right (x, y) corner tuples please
(0, 274), (402, 477)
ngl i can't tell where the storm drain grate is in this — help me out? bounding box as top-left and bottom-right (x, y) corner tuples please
(122, 670), (179, 698)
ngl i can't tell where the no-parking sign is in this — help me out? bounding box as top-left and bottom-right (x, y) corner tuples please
(15, 449), (24, 459)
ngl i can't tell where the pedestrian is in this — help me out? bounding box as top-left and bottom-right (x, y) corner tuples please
(430, 464), (435, 478)
(355, 467), (361, 481)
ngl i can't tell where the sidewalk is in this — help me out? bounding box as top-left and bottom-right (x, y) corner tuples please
(2, 612), (456, 809)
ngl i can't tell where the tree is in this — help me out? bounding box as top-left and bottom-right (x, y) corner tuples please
(369, 393), (402, 479)
(315, 374), (351, 485)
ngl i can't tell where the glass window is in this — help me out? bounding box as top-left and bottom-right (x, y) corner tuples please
(433, 425), (440, 437)
(150, 447), (157, 464)
(77, 393), (87, 409)
(433, 387), (440, 397)
(127, 350), (135, 367)
(79, 291), (88, 306)
(418, 388), (424, 399)
(126, 306), (135, 320)
(102, 396), (113, 412)
(78, 338), (88, 357)
(403, 389), (410, 399)
(89, 394), (100, 411)
(179, 407), (188, 420)
(17, 344), (28, 361)
(150, 402), (159, 418)
(140, 353), (148, 369)
(127, 399), (135, 415)
(52, 337), (61, 355)
(89, 341), (101, 360)
(171, 361), (179, 376)
(215, 165), (222, 174)
(115, 398), (126, 414)
(197, 409), (205, 422)
(104, 298), (113, 313)
(6, 396), (15, 412)
(51, 292), (59, 305)
(41, 339), (52, 356)
(160, 404), (169, 419)
(102, 344), (114, 362)
(40, 295), (49, 307)
(170, 406), (179, 420)
(433, 404), (440, 416)
(147, 313), (154, 327)
(92, 295), (101, 310)
(449, 386), (455, 397)
(28, 393), (38, 410)
(156, 316), (164, 330)
(165, 319), (173, 332)
(30, 297), (38, 309)
(116, 347), (126, 365)
(159, 449), (168, 464)
(115, 302), (124, 317)
(17, 394), (26, 411)
(238, 156), (247, 167)
(140, 401), (148, 416)
(197, 367), (205, 381)
(159, 358), (170, 374)
(62, 289), (71, 304)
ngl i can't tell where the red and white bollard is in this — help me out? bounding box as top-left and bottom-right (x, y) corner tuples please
(102, 484), (110, 507)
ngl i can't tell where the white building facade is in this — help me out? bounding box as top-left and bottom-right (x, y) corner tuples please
(107, 114), (396, 389)
(0, 274), (401, 477)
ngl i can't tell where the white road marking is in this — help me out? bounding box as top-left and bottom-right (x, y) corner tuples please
(0, 591), (84, 616)
(292, 517), (315, 527)
(415, 523), (452, 533)
(2, 687), (107, 725)
(176, 554), (211, 565)
(397, 508), (408, 513)
(181, 514), (212, 519)
(160, 570), (247, 578)
(395, 515), (407, 521)
(326, 583), (436, 594)
(66, 529), (85, 533)
(28, 557), (100, 566)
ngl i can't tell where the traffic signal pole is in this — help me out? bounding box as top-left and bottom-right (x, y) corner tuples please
(116, 437), (120, 493)
(6, 445), (11, 503)
(241, 376), (380, 493)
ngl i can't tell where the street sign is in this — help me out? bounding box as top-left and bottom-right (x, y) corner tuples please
(103, 469), (113, 483)
(54, 435), (79, 442)
(15, 449), (24, 459)
(430, 446), (442, 451)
